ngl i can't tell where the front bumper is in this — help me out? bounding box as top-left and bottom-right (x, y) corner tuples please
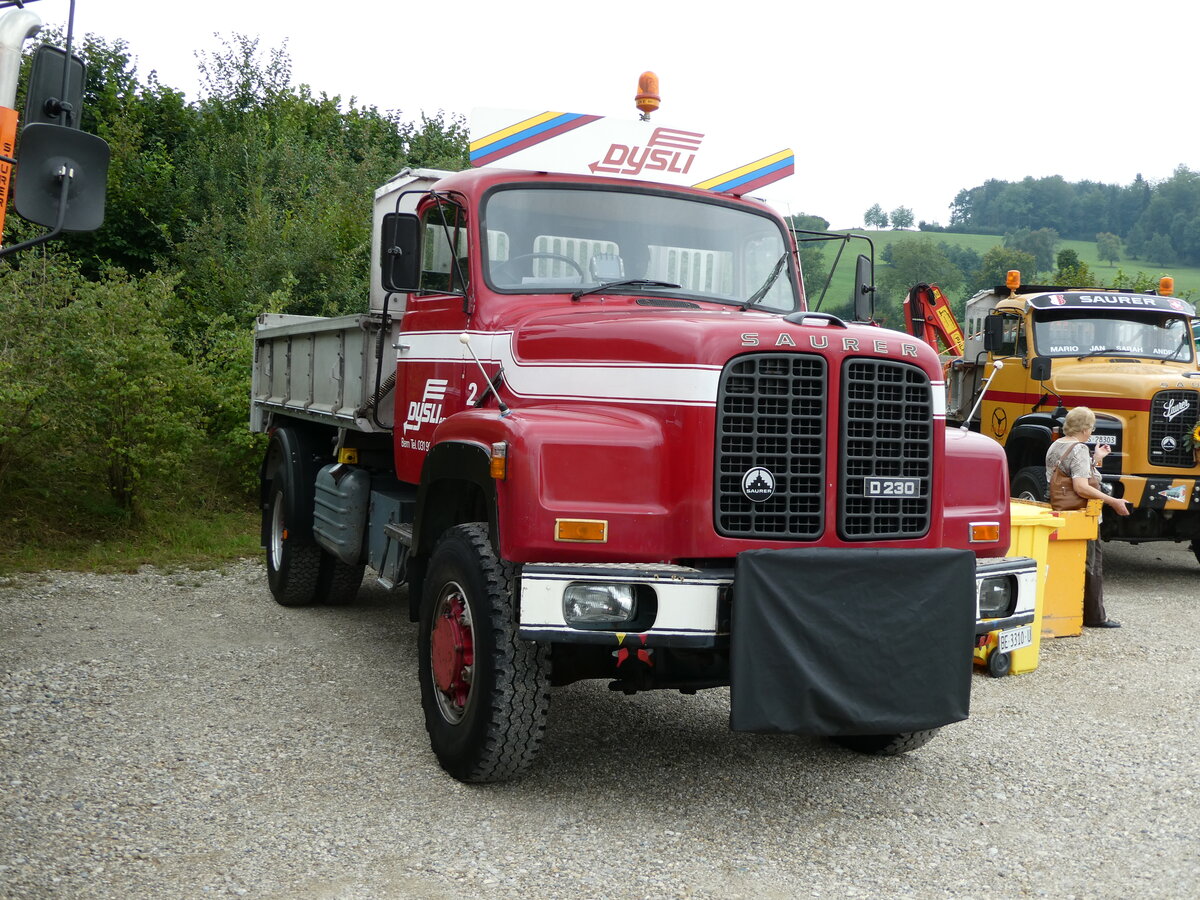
(518, 555), (1039, 647)
(1107, 473), (1200, 510)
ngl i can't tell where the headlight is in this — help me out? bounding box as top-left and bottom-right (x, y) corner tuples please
(977, 575), (1017, 619)
(563, 583), (636, 627)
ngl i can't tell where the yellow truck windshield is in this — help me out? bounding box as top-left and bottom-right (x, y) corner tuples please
(1032, 311), (1193, 362)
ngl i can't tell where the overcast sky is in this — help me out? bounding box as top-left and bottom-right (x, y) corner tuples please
(44, 0), (1200, 229)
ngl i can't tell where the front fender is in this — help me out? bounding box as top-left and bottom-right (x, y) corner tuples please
(434, 404), (669, 563)
(942, 426), (1011, 557)
(1005, 416), (1057, 473)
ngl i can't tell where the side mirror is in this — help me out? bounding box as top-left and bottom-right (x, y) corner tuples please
(852, 253), (874, 321)
(23, 45), (86, 128)
(1030, 356), (1052, 382)
(983, 315), (1005, 352)
(12, 123), (109, 231)
(380, 212), (421, 292)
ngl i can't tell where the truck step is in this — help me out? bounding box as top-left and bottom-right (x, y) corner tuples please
(384, 521), (413, 547)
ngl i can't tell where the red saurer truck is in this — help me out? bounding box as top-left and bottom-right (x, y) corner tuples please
(251, 164), (1031, 782)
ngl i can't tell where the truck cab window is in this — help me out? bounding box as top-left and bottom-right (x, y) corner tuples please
(482, 185), (798, 310)
(419, 202), (469, 294)
(996, 314), (1021, 356)
(1033, 311), (1193, 361)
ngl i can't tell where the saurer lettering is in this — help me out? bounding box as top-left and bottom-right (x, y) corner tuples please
(740, 333), (919, 356)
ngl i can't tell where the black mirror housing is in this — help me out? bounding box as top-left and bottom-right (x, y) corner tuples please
(13, 123), (109, 231)
(24, 45), (86, 128)
(983, 315), (1005, 352)
(852, 253), (874, 321)
(1030, 356), (1052, 382)
(380, 212), (421, 292)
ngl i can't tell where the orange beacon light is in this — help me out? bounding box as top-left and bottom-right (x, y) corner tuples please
(635, 71), (660, 120)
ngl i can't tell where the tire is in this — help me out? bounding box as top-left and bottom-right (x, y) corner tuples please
(318, 555), (364, 606)
(987, 650), (1012, 678)
(832, 728), (941, 756)
(266, 483), (323, 607)
(417, 523), (550, 783)
(1012, 465), (1049, 503)
(263, 427), (326, 608)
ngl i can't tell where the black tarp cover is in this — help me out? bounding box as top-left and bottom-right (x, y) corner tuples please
(729, 548), (976, 735)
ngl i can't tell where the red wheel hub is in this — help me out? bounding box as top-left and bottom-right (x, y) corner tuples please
(430, 594), (474, 711)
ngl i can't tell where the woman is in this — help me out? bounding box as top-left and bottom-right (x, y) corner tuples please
(1045, 406), (1131, 628)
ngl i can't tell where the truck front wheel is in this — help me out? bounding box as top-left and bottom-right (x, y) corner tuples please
(1012, 466), (1049, 503)
(417, 523), (550, 782)
(832, 729), (941, 756)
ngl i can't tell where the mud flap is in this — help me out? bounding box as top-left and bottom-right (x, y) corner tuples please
(729, 548), (976, 735)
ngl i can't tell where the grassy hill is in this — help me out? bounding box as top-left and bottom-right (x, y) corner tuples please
(805, 230), (1198, 319)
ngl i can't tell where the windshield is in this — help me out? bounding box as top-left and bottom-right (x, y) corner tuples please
(1032, 310), (1194, 362)
(481, 185), (799, 312)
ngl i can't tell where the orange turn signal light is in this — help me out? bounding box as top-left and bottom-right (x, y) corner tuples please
(490, 442), (507, 480)
(1006, 270), (1021, 290)
(1160, 276), (1175, 297)
(970, 522), (1001, 543)
(555, 519), (608, 542)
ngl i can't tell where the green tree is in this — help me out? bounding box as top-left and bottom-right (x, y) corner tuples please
(1053, 249), (1095, 287)
(1096, 232), (1121, 266)
(1143, 232), (1176, 265)
(0, 258), (207, 523)
(939, 243), (980, 282)
(1056, 249), (1081, 270)
(1003, 227), (1059, 275)
(1107, 269), (1165, 293)
(890, 206), (914, 230)
(60, 270), (206, 519)
(864, 204), (888, 229)
(973, 246), (1039, 295)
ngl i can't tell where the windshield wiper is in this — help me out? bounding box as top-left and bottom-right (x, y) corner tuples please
(1161, 334), (1192, 362)
(571, 279), (682, 301)
(741, 253), (788, 310)
(1077, 347), (1126, 360)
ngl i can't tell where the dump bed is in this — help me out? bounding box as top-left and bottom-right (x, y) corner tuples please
(250, 312), (394, 433)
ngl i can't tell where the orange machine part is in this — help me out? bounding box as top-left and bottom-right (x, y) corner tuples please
(0, 106), (17, 242)
(903, 282), (964, 357)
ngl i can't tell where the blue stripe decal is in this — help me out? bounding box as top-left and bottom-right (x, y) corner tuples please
(469, 113), (586, 163)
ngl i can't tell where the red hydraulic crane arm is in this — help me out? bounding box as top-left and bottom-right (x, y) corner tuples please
(903, 282), (964, 357)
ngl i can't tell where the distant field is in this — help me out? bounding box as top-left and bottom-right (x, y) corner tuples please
(804, 230), (1200, 317)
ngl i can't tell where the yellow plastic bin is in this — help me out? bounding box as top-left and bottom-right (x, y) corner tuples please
(1041, 499), (1102, 638)
(996, 499), (1063, 674)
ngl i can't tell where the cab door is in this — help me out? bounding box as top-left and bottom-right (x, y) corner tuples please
(980, 311), (1030, 445)
(395, 198), (471, 484)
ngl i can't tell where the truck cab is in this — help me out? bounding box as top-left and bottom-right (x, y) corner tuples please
(253, 162), (1033, 782)
(948, 275), (1200, 554)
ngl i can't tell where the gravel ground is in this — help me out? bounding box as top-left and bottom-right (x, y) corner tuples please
(1, 541), (1198, 899)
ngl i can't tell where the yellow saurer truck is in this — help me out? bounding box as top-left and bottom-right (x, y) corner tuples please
(944, 273), (1200, 559)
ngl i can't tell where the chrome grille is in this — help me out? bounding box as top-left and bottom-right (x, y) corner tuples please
(839, 359), (933, 539)
(714, 354), (826, 539)
(1149, 390), (1199, 468)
